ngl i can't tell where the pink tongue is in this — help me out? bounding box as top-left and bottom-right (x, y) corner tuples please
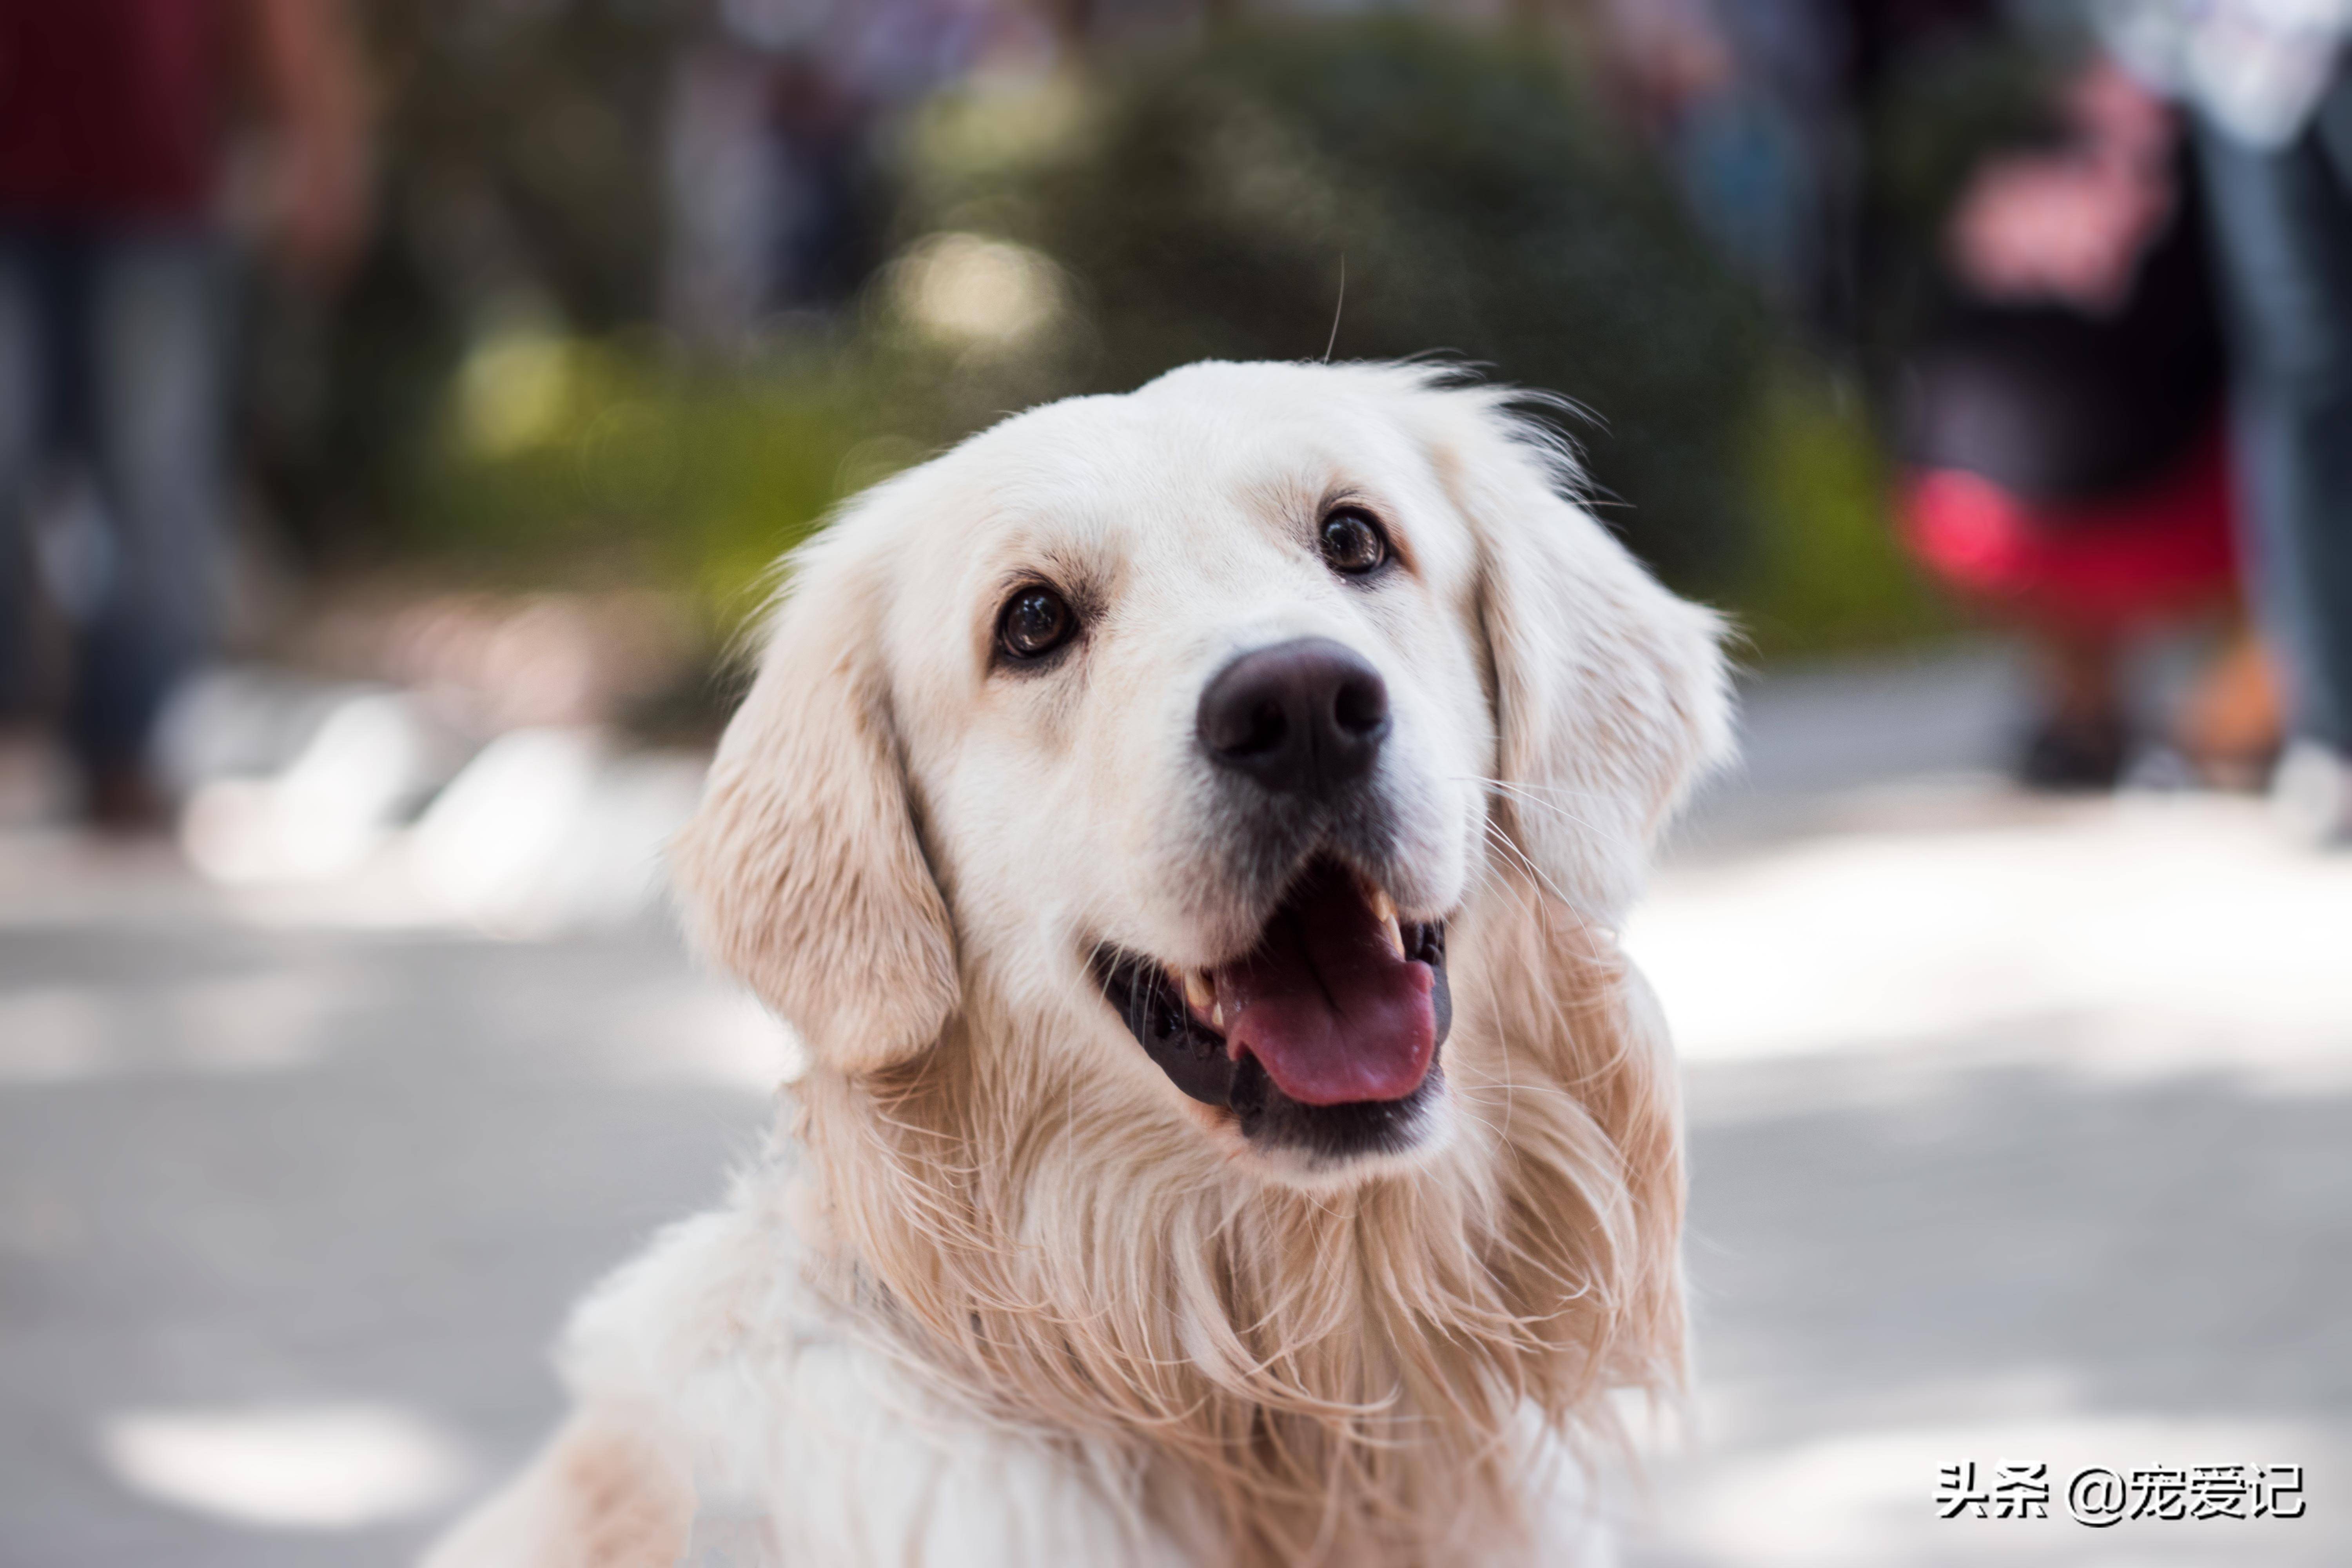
(1212, 862), (1436, 1106)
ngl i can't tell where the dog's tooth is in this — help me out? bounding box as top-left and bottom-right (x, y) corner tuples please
(1212, 1000), (1225, 1032)
(1182, 969), (1215, 1014)
(1365, 886), (1406, 957)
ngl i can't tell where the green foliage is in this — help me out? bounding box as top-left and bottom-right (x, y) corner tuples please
(249, 0), (686, 559)
(899, 18), (1774, 588)
(306, 12), (1973, 655)
(369, 0), (681, 327)
(1735, 371), (1954, 656)
(413, 329), (878, 626)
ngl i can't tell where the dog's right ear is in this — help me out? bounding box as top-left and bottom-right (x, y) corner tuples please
(1407, 377), (1733, 921)
(670, 543), (958, 1075)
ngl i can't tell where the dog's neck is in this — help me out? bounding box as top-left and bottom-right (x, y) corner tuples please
(791, 892), (1683, 1567)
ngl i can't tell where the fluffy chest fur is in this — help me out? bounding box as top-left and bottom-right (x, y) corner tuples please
(546, 898), (1675, 1568)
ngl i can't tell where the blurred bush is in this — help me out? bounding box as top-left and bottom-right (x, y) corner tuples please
(414, 327), (868, 616)
(265, 10), (1967, 664)
(247, 0), (683, 563)
(899, 18), (1773, 589)
(1738, 370), (1953, 653)
(1858, 28), (2064, 376)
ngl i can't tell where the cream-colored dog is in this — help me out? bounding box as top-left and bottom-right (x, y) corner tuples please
(425, 361), (1731, 1567)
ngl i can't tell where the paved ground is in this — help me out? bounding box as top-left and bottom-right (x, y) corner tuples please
(2, 642), (2347, 1566)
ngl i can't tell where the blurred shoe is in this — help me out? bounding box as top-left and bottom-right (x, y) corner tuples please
(0, 726), (74, 828)
(2270, 739), (2352, 846)
(2122, 742), (2199, 793)
(2016, 712), (2130, 792)
(85, 760), (172, 835)
(2174, 627), (2283, 792)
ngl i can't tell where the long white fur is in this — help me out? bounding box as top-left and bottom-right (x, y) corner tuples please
(423, 361), (1733, 1568)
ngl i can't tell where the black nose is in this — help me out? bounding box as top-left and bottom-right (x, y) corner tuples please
(1197, 637), (1391, 797)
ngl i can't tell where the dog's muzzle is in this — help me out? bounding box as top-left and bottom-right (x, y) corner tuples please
(1092, 856), (1452, 1164)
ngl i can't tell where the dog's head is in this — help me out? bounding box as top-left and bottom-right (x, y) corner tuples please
(674, 361), (1728, 1185)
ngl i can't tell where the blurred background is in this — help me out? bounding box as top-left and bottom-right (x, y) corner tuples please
(1, 0), (2347, 1563)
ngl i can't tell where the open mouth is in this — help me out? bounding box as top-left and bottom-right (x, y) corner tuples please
(1093, 857), (1451, 1162)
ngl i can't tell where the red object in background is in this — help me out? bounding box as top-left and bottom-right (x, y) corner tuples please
(0, 0), (232, 222)
(1903, 423), (2239, 633)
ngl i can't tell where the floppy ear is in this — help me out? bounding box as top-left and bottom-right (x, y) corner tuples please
(669, 540), (958, 1074)
(1419, 385), (1734, 919)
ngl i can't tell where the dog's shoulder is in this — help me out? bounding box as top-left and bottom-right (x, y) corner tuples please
(554, 1160), (832, 1496)
(553, 1161), (1190, 1566)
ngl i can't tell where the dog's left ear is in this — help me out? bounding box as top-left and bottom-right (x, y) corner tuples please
(669, 536), (959, 1074)
(1418, 385), (1734, 918)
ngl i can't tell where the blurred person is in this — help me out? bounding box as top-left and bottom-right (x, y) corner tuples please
(1586, 0), (1843, 318)
(1584, 0), (2013, 342)
(666, 0), (1033, 347)
(2087, 0), (2352, 836)
(0, 0), (367, 829)
(1899, 54), (2281, 789)
(666, 4), (869, 344)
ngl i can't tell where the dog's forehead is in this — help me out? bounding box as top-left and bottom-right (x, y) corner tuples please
(930, 379), (1425, 569)
(860, 368), (1486, 693)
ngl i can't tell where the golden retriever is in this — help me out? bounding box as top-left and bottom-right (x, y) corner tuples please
(424, 361), (1731, 1567)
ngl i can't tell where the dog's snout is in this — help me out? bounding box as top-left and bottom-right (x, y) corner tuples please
(1198, 637), (1390, 797)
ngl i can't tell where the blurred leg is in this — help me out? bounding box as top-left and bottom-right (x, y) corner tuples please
(74, 235), (226, 785)
(0, 238), (49, 716)
(2195, 79), (2352, 755)
(2016, 623), (2129, 791)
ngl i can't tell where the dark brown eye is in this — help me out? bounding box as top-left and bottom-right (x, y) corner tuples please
(1319, 507), (1389, 575)
(996, 584), (1076, 660)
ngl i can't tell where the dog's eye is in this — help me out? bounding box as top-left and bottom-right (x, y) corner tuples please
(1318, 507), (1390, 576)
(996, 584), (1076, 660)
